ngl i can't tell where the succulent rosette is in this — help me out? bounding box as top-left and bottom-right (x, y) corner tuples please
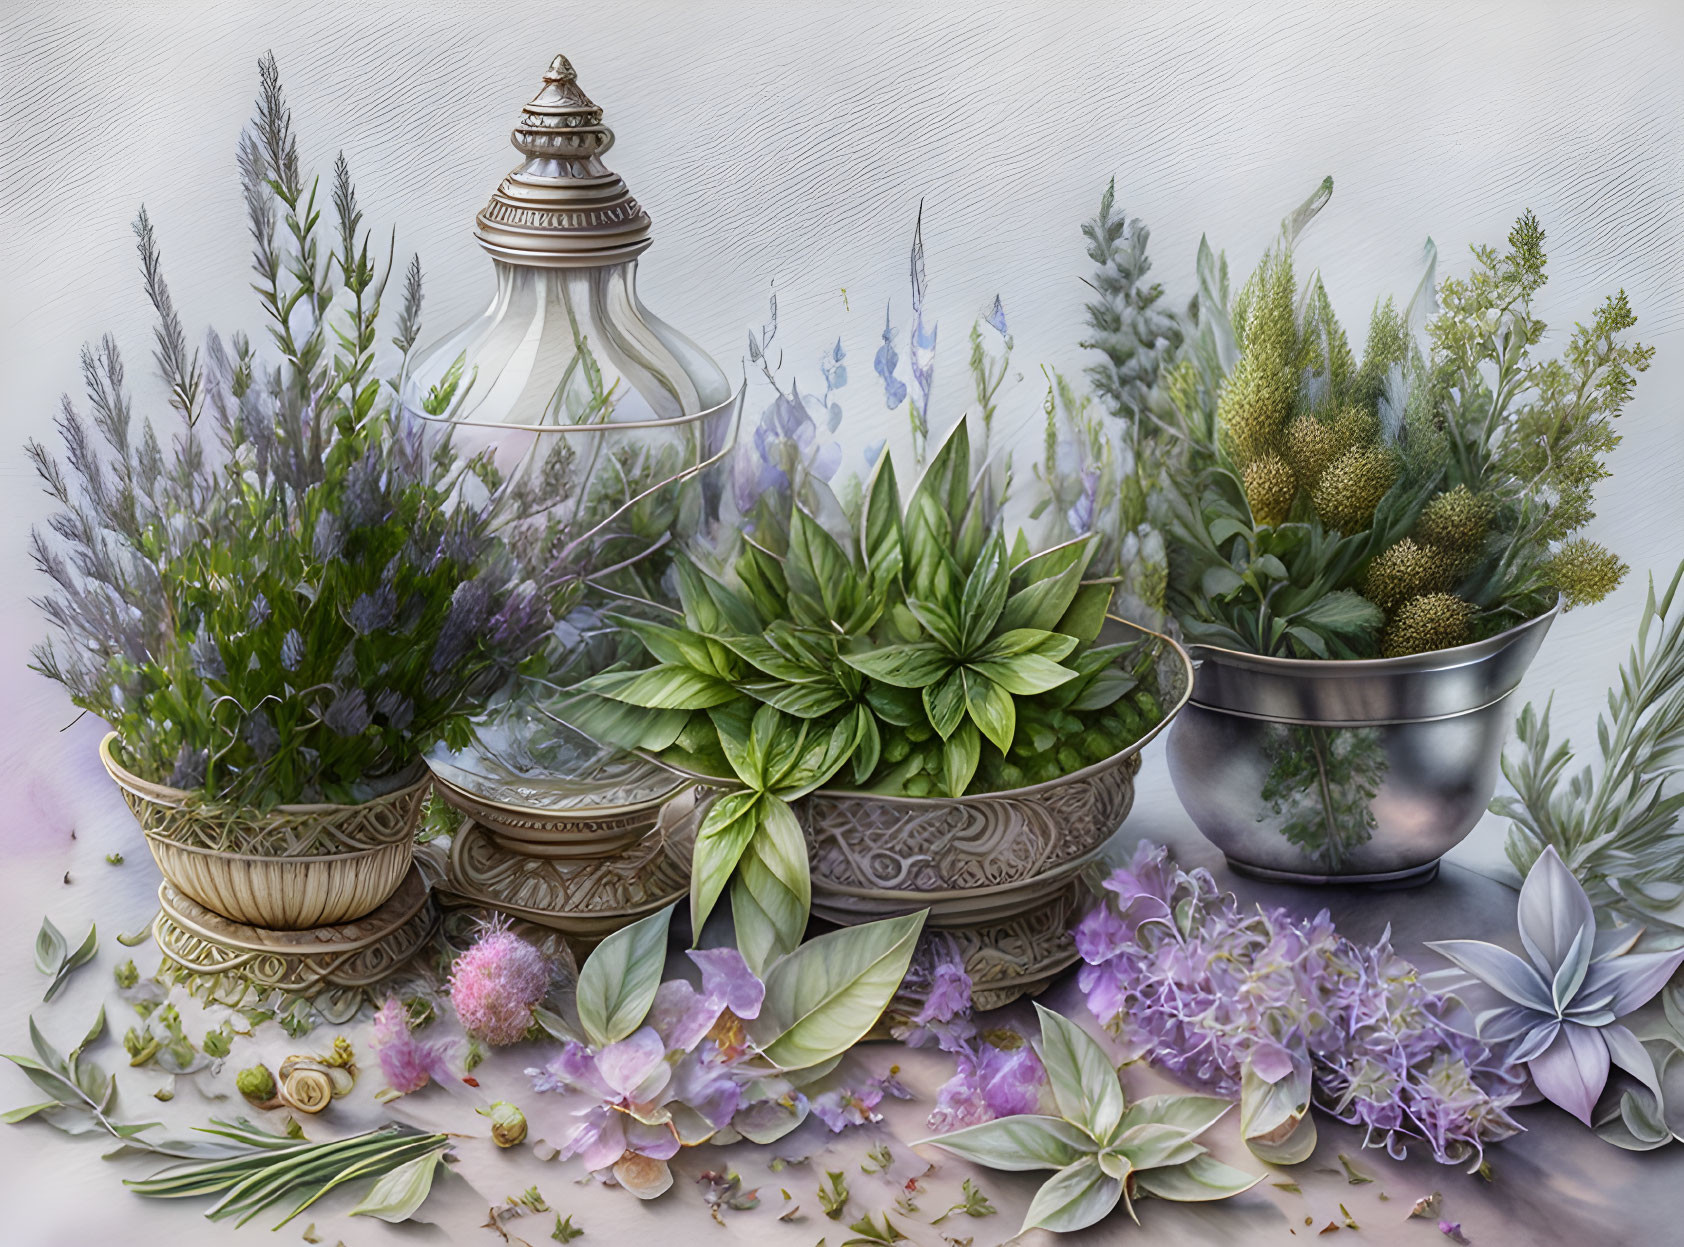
(1428, 845), (1684, 1131)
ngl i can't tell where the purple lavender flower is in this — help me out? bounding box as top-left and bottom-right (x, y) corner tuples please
(811, 1082), (885, 1132)
(190, 632), (226, 681)
(243, 708), (280, 759)
(167, 744), (208, 789)
(322, 687), (371, 737)
(279, 628), (304, 671)
(927, 1040), (1048, 1133)
(312, 511), (344, 562)
(985, 294), (1008, 336)
(431, 578), (491, 672)
(875, 305), (907, 409)
(246, 593), (270, 628)
(372, 687), (414, 731)
(347, 582), (397, 635)
(1074, 841), (1525, 1166)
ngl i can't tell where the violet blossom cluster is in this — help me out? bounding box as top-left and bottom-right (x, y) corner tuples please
(891, 942), (1048, 1133)
(1074, 841), (1526, 1165)
(527, 946), (905, 1198)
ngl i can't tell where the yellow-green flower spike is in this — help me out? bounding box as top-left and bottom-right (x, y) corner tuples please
(1364, 538), (1453, 611)
(1544, 538), (1627, 608)
(1312, 445), (1397, 533)
(1283, 413), (1341, 487)
(1415, 485), (1492, 555)
(1244, 454), (1297, 528)
(1382, 592), (1474, 657)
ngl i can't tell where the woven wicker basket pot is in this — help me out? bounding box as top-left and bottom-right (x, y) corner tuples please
(100, 733), (428, 930)
(800, 618), (1193, 1007)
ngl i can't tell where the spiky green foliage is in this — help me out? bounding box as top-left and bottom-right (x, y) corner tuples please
(1498, 562), (1684, 929)
(561, 419), (1168, 967)
(1094, 178), (1648, 659)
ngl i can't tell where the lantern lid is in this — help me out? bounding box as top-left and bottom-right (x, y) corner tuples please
(473, 54), (653, 267)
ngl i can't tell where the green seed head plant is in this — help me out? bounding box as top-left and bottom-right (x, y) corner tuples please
(1084, 177), (1650, 659)
(917, 1005), (1261, 1235)
(559, 417), (1171, 970)
(25, 57), (548, 807)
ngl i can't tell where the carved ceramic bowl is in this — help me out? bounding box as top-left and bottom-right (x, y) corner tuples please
(100, 733), (426, 930)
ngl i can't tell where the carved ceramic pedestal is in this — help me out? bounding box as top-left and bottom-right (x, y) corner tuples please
(153, 863), (441, 1023)
(429, 769), (694, 954)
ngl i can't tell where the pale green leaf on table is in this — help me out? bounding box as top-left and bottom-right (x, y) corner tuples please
(348, 1146), (447, 1222)
(1132, 1154), (1264, 1202)
(1033, 1003), (1125, 1142)
(917, 1115), (1095, 1171)
(1020, 1155), (1123, 1235)
(576, 904), (674, 1048)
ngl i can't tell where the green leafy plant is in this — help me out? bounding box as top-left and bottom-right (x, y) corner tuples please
(1498, 561), (1684, 927)
(125, 1119), (450, 1227)
(34, 917), (96, 1002)
(917, 1005), (1260, 1235)
(24, 55), (539, 807)
(562, 419), (1165, 965)
(1094, 177), (1648, 660)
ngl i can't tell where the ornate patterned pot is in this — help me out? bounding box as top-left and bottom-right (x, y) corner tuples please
(101, 733), (427, 929)
(427, 719), (692, 946)
(1165, 600), (1559, 885)
(802, 619), (1193, 1008)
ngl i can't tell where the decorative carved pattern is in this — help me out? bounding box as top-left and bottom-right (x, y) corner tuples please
(102, 733), (427, 856)
(934, 879), (1090, 1012)
(154, 867), (439, 1022)
(443, 819), (687, 937)
(801, 750), (1140, 894)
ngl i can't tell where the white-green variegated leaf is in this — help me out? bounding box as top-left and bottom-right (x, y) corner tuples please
(348, 1146), (447, 1222)
(576, 903), (674, 1048)
(589, 665), (739, 710)
(754, 910), (925, 1070)
(918, 1115), (1094, 1171)
(1131, 1154), (1263, 1203)
(1118, 1094), (1232, 1140)
(1021, 1155), (1123, 1235)
(1239, 1055), (1316, 1164)
(1033, 1004), (1125, 1142)
(729, 798), (810, 974)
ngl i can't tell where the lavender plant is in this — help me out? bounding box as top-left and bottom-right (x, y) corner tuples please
(917, 1004), (1261, 1236)
(1427, 845), (1684, 1143)
(526, 904), (924, 1199)
(26, 56), (542, 806)
(1075, 841), (1525, 1167)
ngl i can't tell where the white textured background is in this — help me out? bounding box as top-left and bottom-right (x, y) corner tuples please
(2, 2), (1683, 1243)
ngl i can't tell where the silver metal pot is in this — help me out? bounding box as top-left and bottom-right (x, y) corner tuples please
(1166, 600), (1559, 885)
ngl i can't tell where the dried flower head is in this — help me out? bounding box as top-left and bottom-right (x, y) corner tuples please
(1543, 537), (1627, 608)
(1415, 485), (1491, 557)
(370, 994), (455, 1095)
(1283, 412), (1342, 487)
(1382, 593), (1474, 657)
(449, 925), (552, 1045)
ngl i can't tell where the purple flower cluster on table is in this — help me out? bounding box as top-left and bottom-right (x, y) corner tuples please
(449, 924), (553, 1046)
(1074, 841), (1526, 1165)
(369, 995), (457, 1096)
(891, 943), (1048, 1133)
(528, 945), (904, 1199)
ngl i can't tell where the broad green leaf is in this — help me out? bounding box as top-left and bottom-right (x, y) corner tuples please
(1201, 565), (1246, 598)
(34, 918), (65, 976)
(999, 537), (1094, 632)
(864, 682), (922, 726)
(1097, 1148), (1134, 1182)
(709, 701), (763, 786)
(548, 692), (690, 752)
(1034, 1004), (1125, 1142)
(777, 713), (864, 798)
(1, 1101), (65, 1124)
(942, 720), (981, 798)
(755, 910), (926, 1070)
(958, 532), (1011, 651)
(1111, 1121), (1207, 1171)
(71, 1007), (107, 1063)
(1131, 1154), (1263, 1202)
(860, 453), (903, 581)
(1069, 668), (1136, 713)
(842, 641), (952, 689)
(923, 669), (968, 739)
(1021, 1156), (1123, 1235)
(974, 628), (1077, 664)
(590, 665), (738, 711)
(850, 707), (881, 785)
(1119, 1094), (1232, 1140)
(691, 792), (763, 935)
(742, 679), (847, 720)
(29, 1018), (65, 1076)
(1293, 588), (1383, 636)
(349, 1146), (446, 1222)
(576, 904), (674, 1048)
(968, 654), (1077, 697)
(1056, 581), (1113, 647)
(918, 1115), (1094, 1171)
(44, 922), (94, 1001)
(787, 507), (859, 626)
(964, 673), (1015, 754)
(615, 616), (729, 677)
(730, 796), (811, 973)
(714, 634), (816, 683)
(905, 596), (964, 653)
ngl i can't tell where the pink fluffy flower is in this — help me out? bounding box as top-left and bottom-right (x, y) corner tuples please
(370, 995), (455, 1095)
(449, 925), (552, 1045)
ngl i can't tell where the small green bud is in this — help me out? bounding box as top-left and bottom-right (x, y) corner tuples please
(113, 959), (139, 989)
(202, 1028), (232, 1059)
(236, 1064), (277, 1102)
(478, 1100), (528, 1148)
